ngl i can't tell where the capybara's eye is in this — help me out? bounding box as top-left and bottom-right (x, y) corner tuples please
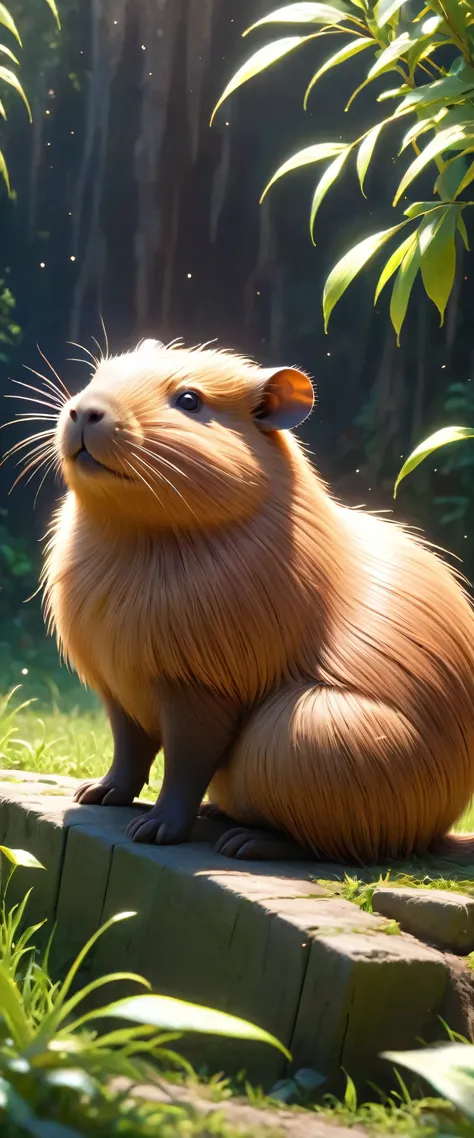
(176, 391), (202, 413)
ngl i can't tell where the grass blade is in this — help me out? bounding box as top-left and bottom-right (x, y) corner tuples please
(382, 1045), (474, 1119)
(68, 993), (291, 1058)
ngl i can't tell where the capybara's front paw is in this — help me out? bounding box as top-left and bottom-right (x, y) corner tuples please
(74, 777), (137, 806)
(126, 804), (192, 845)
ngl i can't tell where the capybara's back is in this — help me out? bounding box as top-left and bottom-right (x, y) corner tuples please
(210, 491), (474, 861)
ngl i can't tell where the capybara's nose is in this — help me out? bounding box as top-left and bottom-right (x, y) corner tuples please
(69, 406), (105, 427)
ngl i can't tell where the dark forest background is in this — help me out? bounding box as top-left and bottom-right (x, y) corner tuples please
(0, 0), (474, 703)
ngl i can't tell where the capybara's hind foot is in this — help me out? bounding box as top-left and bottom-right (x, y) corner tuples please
(198, 801), (231, 820)
(74, 777), (138, 806)
(214, 826), (310, 862)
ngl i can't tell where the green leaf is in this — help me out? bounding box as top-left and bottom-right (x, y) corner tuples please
(0, 67), (31, 121)
(368, 31), (418, 80)
(304, 36), (373, 108)
(457, 210), (470, 249)
(0, 847), (44, 869)
(260, 141), (346, 201)
(210, 37), (312, 124)
(453, 157), (474, 197)
(400, 111), (445, 152)
(420, 14), (444, 34)
(44, 1069), (96, 1096)
(406, 35), (449, 77)
(323, 222), (407, 330)
(396, 74), (474, 115)
(394, 125), (474, 205)
(389, 235), (420, 342)
(343, 1071), (358, 1112)
(357, 121), (386, 196)
(0, 4), (21, 45)
(0, 44), (19, 65)
(378, 84), (408, 102)
(382, 1045), (474, 1116)
(419, 206), (457, 323)
(0, 151), (10, 194)
(403, 200), (441, 218)
(394, 428), (474, 496)
(43, 0), (61, 28)
(373, 0), (409, 28)
(244, 3), (350, 34)
(0, 964), (33, 1048)
(374, 230), (417, 302)
(75, 993), (291, 1057)
(310, 148), (351, 240)
(436, 151), (471, 199)
(0, 1075), (83, 1136)
(57, 972), (151, 1032)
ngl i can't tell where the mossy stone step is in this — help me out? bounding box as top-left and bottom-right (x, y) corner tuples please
(373, 885), (474, 953)
(0, 770), (470, 1093)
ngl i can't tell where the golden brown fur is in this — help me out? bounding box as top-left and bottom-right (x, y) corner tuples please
(41, 341), (474, 862)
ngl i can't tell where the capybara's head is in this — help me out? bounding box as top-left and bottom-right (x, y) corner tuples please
(54, 341), (314, 530)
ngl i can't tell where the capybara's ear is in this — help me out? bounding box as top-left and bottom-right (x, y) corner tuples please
(254, 367), (315, 432)
(137, 338), (164, 352)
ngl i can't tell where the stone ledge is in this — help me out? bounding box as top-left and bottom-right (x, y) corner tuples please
(0, 771), (470, 1091)
(373, 886), (474, 954)
(112, 1076), (369, 1138)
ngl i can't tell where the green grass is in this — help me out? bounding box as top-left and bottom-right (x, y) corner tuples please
(1, 684), (474, 828)
(0, 688), (474, 1134)
(0, 687), (163, 800)
(458, 798), (474, 833)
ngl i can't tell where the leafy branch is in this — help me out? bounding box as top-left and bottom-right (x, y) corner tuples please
(0, 0), (60, 193)
(211, 0), (474, 341)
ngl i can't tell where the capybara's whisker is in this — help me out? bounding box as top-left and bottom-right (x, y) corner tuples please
(24, 367), (68, 405)
(99, 315), (110, 359)
(119, 454), (163, 508)
(36, 345), (71, 400)
(131, 449), (195, 517)
(11, 378), (64, 409)
(3, 430), (56, 462)
(10, 446), (56, 492)
(127, 438), (189, 481)
(67, 341), (100, 368)
(34, 455), (61, 507)
(2, 415), (58, 429)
